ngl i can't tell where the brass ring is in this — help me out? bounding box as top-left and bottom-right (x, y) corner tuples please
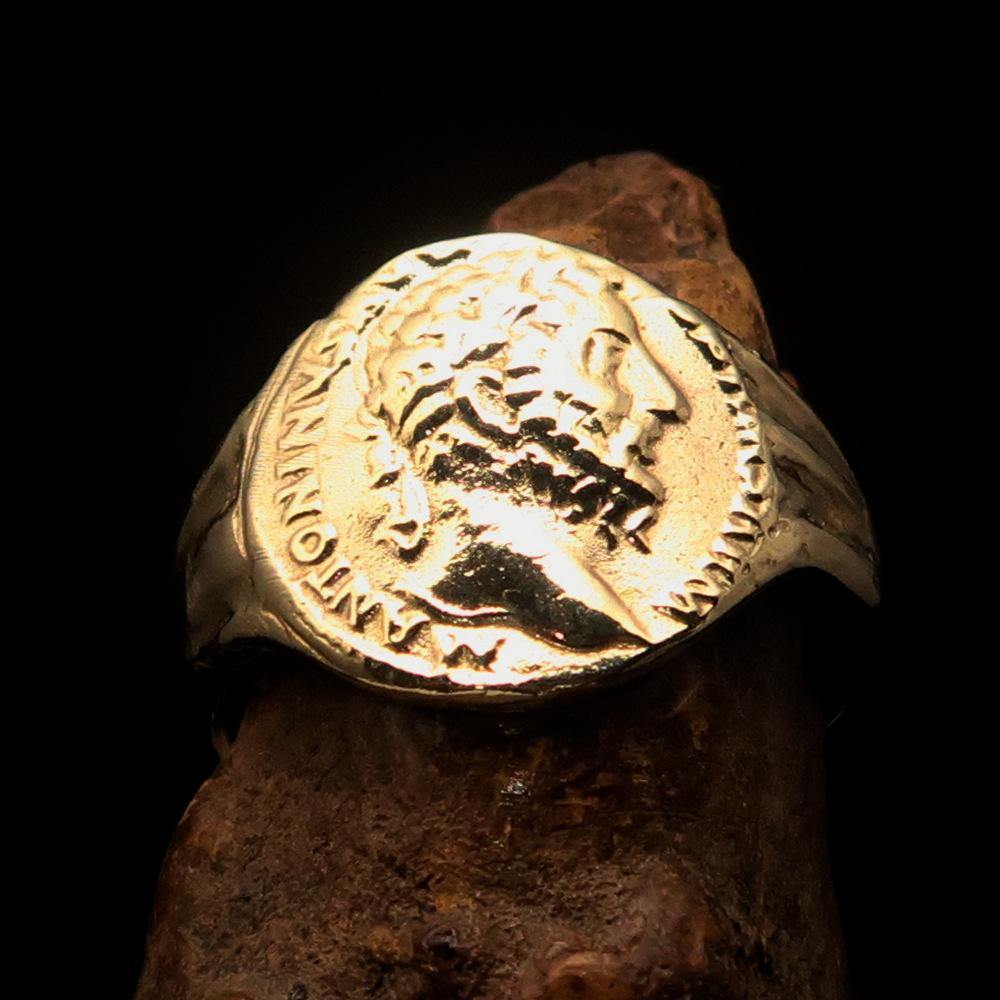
(180, 233), (878, 704)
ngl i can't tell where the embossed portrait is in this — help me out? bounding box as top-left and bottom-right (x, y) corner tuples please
(356, 248), (690, 649)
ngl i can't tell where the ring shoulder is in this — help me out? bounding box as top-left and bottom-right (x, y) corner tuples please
(716, 330), (880, 608)
(178, 402), (257, 658)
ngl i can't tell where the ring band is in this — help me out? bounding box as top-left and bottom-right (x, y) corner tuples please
(180, 233), (877, 703)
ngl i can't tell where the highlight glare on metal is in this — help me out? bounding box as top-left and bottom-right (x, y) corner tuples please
(181, 234), (878, 703)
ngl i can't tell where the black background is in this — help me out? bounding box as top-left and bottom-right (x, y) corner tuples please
(110, 90), (923, 997)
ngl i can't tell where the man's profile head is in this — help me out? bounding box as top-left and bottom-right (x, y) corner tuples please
(357, 248), (689, 556)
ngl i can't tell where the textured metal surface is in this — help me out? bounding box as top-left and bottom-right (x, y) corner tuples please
(181, 233), (877, 702)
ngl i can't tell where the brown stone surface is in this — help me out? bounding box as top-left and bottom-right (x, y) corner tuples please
(137, 154), (846, 999)
(487, 152), (774, 362)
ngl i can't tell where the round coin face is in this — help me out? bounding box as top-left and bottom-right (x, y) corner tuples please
(242, 234), (772, 701)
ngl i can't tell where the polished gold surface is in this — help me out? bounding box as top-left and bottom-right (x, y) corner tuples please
(182, 234), (877, 702)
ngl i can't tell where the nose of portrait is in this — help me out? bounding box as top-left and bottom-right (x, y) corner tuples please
(580, 290), (688, 428)
(626, 337), (690, 428)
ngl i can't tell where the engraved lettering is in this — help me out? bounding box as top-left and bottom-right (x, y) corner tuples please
(275, 451), (316, 480)
(289, 522), (338, 564)
(304, 556), (376, 629)
(275, 473), (322, 526)
(279, 401), (327, 452)
(371, 593), (430, 647)
(287, 361), (335, 408)
(304, 554), (352, 597)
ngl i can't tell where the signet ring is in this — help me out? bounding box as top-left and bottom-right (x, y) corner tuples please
(180, 233), (878, 704)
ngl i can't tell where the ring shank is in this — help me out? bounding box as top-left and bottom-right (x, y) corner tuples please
(179, 404), (261, 660)
(721, 331), (879, 608)
(181, 319), (879, 678)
